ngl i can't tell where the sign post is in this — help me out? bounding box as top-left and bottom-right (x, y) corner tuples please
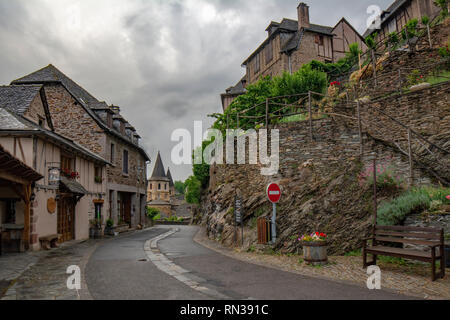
(234, 195), (243, 246)
(267, 183), (281, 244)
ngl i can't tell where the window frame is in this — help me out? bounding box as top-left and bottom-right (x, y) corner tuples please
(122, 149), (129, 175)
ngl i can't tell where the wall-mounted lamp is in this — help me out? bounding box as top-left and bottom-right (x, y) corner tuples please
(48, 162), (61, 186)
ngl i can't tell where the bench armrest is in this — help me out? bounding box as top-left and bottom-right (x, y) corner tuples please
(429, 243), (443, 249)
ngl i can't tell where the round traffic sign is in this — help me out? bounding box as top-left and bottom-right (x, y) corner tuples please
(267, 183), (281, 203)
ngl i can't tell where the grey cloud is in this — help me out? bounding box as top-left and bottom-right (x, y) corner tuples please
(0, 0), (393, 181)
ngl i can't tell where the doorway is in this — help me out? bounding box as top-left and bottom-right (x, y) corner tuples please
(118, 192), (132, 226)
(57, 196), (75, 242)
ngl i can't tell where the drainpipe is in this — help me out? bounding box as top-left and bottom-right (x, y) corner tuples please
(288, 54), (292, 74)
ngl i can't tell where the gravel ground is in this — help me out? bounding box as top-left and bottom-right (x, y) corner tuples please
(194, 227), (450, 300)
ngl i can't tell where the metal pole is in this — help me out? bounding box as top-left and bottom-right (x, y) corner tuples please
(408, 128), (414, 186)
(308, 91), (313, 141)
(271, 203), (277, 244)
(373, 156), (378, 229)
(357, 101), (363, 156)
(265, 98), (269, 128)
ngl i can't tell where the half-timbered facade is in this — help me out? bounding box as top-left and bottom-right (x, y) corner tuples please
(0, 85), (108, 251)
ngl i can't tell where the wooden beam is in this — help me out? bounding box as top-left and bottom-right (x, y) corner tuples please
(23, 184), (31, 250)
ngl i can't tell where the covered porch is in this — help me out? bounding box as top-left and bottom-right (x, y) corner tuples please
(0, 145), (43, 255)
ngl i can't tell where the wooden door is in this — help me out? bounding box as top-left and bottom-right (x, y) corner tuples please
(123, 194), (131, 226)
(58, 196), (75, 242)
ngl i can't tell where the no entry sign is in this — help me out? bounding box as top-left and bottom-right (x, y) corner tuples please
(267, 183), (281, 204)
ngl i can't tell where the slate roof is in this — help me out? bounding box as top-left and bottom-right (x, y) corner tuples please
(166, 168), (174, 187)
(0, 108), (35, 131)
(150, 152), (169, 181)
(60, 176), (88, 195)
(0, 107), (109, 165)
(11, 65), (150, 161)
(224, 77), (246, 96)
(243, 17), (336, 65)
(0, 85), (43, 116)
(363, 0), (408, 38)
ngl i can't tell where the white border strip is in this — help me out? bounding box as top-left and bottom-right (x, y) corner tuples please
(144, 229), (231, 300)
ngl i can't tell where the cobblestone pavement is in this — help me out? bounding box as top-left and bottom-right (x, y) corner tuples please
(194, 228), (450, 300)
(1, 239), (102, 300)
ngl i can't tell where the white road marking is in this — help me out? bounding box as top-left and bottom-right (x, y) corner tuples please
(144, 228), (231, 300)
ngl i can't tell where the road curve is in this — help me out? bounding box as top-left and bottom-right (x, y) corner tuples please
(85, 226), (412, 300)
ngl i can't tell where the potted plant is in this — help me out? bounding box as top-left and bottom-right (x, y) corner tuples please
(89, 219), (103, 239)
(104, 219), (115, 236)
(299, 232), (329, 266)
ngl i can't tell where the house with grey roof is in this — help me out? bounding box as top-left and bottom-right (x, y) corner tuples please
(147, 152), (174, 217)
(0, 85), (109, 251)
(11, 64), (150, 231)
(363, 0), (441, 43)
(221, 2), (367, 110)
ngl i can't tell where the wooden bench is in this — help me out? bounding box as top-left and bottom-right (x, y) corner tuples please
(39, 234), (59, 250)
(363, 225), (445, 281)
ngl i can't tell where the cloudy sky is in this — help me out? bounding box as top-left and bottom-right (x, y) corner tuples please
(0, 0), (392, 181)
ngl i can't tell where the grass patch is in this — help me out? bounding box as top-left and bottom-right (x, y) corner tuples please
(425, 70), (450, 85)
(345, 250), (362, 257)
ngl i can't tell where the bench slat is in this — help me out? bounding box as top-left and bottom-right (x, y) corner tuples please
(374, 236), (440, 246)
(366, 246), (440, 262)
(375, 230), (441, 240)
(376, 225), (442, 233)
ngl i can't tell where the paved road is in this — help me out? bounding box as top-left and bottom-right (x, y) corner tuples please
(86, 226), (411, 300)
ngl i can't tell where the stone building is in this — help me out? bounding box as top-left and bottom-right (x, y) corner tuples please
(363, 0), (441, 42)
(11, 65), (150, 231)
(0, 85), (108, 251)
(221, 2), (367, 110)
(147, 152), (173, 217)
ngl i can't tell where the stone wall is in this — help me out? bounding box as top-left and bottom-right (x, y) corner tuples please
(202, 117), (433, 255)
(43, 84), (105, 155)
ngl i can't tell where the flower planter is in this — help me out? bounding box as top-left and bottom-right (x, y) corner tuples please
(301, 241), (328, 266)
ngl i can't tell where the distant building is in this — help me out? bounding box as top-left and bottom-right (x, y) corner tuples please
(363, 0), (441, 42)
(147, 152), (173, 217)
(221, 2), (366, 110)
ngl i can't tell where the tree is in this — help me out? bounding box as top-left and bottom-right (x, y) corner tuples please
(435, 0), (449, 18)
(174, 181), (186, 195)
(185, 176), (202, 204)
(365, 33), (378, 86)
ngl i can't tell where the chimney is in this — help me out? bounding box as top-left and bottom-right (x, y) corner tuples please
(297, 2), (310, 30)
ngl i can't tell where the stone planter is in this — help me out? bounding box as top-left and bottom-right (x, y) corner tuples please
(410, 82), (431, 92)
(89, 227), (103, 239)
(301, 241), (328, 266)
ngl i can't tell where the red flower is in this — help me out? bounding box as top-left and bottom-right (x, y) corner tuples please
(316, 232), (320, 236)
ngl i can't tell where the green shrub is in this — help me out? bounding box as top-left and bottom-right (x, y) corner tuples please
(106, 219), (114, 228)
(377, 187), (450, 226)
(435, 0), (449, 17)
(438, 43), (450, 58)
(174, 181), (186, 194)
(185, 175), (202, 204)
(147, 207), (160, 220)
(153, 213), (161, 221)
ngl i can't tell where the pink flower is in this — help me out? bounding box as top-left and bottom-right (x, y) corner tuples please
(446, 195), (450, 201)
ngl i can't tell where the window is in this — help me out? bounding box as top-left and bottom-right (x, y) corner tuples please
(38, 116), (45, 127)
(4, 200), (16, 224)
(315, 35), (324, 46)
(265, 41), (273, 64)
(123, 150), (129, 175)
(61, 156), (73, 171)
(110, 143), (115, 164)
(94, 166), (102, 184)
(150, 184), (153, 190)
(165, 184), (167, 190)
(254, 54), (260, 74)
(158, 183), (161, 190)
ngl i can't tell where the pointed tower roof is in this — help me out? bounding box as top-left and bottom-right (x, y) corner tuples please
(150, 152), (169, 181)
(166, 168), (174, 187)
